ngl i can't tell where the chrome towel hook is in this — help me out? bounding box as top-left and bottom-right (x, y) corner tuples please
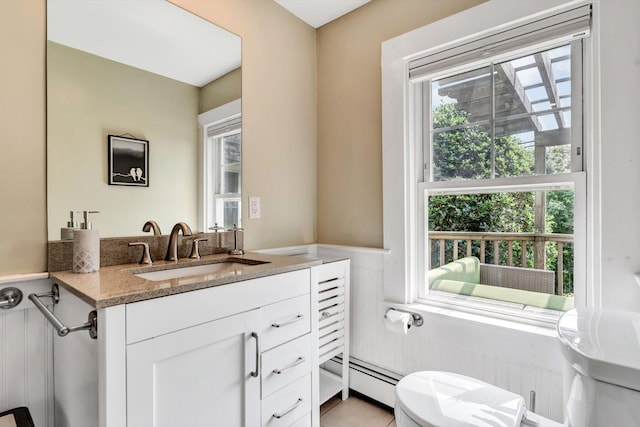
(28, 284), (98, 339)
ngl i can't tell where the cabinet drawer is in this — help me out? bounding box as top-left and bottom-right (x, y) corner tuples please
(262, 334), (311, 398)
(259, 294), (310, 351)
(126, 269), (310, 344)
(261, 374), (311, 427)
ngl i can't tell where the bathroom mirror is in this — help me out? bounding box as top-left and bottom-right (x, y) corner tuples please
(46, 0), (241, 240)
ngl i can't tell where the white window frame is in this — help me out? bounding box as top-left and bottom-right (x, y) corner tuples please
(198, 99), (242, 232)
(418, 39), (585, 304)
(381, 0), (600, 325)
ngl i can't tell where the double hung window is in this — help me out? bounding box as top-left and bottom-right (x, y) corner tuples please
(208, 127), (241, 230)
(201, 100), (242, 231)
(410, 6), (591, 315)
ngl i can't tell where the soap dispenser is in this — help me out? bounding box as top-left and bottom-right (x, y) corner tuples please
(60, 210), (80, 240)
(73, 210), (100, 273)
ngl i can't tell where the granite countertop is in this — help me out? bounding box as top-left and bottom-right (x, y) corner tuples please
(50, 252), (321, 309)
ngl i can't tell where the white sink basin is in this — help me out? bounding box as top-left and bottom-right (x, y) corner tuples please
(135, 261), (265, 281)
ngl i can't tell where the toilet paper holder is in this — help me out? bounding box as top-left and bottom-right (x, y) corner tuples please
(384, 308), (424, 327)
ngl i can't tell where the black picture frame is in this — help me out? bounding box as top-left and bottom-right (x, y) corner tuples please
(108, 135), (149, 187)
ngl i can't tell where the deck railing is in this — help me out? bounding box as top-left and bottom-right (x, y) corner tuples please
(428, 231), (574, 295)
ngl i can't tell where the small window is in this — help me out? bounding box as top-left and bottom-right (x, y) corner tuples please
(209, 129), (241, 230)
(200, 100), (242, 232)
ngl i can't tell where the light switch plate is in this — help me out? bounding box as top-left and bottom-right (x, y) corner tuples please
(249, 196), (261, 219)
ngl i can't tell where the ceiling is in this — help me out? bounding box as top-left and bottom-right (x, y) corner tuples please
(47, 0), (241, 87)
(274, 0), (372, 28)
(47, 0), (370, 87)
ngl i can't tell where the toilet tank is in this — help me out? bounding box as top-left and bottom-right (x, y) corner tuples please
(558, 308), (640, 426)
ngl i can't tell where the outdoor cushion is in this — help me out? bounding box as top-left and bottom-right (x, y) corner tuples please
(431, 278), (574, 311)
(427, 256), (480, 287)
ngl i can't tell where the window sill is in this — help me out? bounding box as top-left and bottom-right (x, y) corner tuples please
(395, 293), (563, 337)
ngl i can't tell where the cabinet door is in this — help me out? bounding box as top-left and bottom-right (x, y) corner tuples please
(127, 309), (261, 427)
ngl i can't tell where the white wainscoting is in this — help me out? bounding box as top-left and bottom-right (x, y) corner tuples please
(0, 274), (54, 427)
(316, 245), (565, 422)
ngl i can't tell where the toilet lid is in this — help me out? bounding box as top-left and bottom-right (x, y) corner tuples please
(396, 371), (526, 427)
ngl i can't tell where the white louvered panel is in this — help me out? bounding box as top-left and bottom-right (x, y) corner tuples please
(319, 303), (344, 318)
(319, 310), (344, 330)
(319, 312), (344, 335)
(318, 262), (347, 283)
(319, 294), (345, 312)
(318, 277), (345, 292)
(319, 337), (345, 364)
(318, 286), (344, 303)
(0, 278), (54, 427)
(308, 256), (350, 403)
(320, 319), (345, 338)
(318, 328), (344, 348)
(320, 316), (345, 332)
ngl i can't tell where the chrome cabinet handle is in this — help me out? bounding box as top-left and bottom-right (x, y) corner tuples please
(250, 332), (260, 377)
(321, 311), (332, 318)
(273, 356), (305, 375)
(271, 314), (304, 328)
(272, 398), (303, 419)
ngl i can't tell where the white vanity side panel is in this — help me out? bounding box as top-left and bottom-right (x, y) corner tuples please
(99, 304), (126, 427)
(0, 278), (54, 427)
(126, 269), (311, 344)
(54, 286), (99, 427)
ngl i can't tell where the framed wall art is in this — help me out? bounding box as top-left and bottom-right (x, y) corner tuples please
(108, 134), (149, 187)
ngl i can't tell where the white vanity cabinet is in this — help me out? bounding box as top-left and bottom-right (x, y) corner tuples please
(53, 267), (317, 427)
(126, 308), (262, 426)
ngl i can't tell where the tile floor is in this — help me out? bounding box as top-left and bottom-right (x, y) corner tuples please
(320, 394), (396, 427)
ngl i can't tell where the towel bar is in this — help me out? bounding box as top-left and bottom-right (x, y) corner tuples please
(28, 284), (98, 339)
(384, 308), (424, 327)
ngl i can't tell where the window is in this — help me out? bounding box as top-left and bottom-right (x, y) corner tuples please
(199, 99), (242, 232)
(208, 128), (241, 230)
(418, 39), (586, 316)
(381, 4), (593, 321)
(428, 42), (579, 183)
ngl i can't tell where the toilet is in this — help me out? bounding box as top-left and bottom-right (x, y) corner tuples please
(394, 308), (640, 426)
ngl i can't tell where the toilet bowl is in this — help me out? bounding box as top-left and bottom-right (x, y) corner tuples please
(394, 308), (640, 427)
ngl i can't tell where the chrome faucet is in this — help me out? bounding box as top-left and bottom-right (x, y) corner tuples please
(142, 220), (162, 236)
(165, 222), (193, 261)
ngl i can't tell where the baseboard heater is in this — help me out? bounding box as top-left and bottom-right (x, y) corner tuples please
(322, 356), (403, 408)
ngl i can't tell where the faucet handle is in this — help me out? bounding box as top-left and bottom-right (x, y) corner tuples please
(129, 242), (152, 265)
(208, 223), (224, 233)
(189, 238), (208, 259)
(227, 224), (244, 256)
